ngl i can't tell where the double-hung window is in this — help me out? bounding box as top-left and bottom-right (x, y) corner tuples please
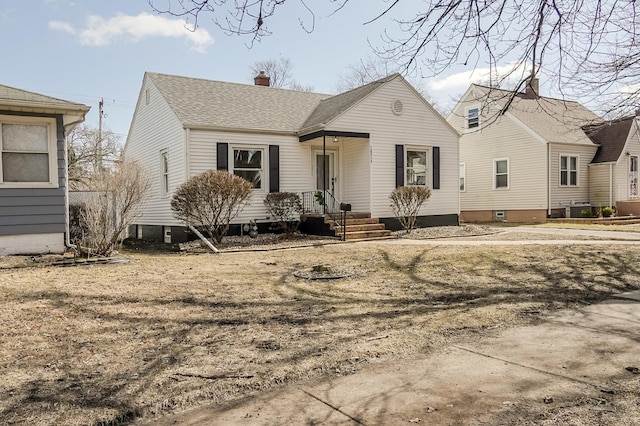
(406, 149), (428, 186)
(459, 163), (466, 192)
(560, 155), (578, 186)
(232, 147), (263, 189)
(0, 116), (57, 187)
(467, 107), (479, 129)
(494, 158), (509, 189)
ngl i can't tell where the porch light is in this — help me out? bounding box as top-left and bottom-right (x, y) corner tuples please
(332, 136), (339, 143)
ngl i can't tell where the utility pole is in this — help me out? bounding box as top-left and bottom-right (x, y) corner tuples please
(97, 98), (104, 174)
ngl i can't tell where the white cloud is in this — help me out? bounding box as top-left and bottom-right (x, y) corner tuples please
(429, 62), (526, 91)
(49, 12), (213, 52)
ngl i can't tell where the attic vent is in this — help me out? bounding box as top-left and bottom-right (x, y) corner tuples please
(392, 99), (404, 115)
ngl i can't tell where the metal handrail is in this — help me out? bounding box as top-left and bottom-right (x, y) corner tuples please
(301, 191), (347, 240)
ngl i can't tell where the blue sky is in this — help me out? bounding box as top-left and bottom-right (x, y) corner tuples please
(1, 1), (507, 140)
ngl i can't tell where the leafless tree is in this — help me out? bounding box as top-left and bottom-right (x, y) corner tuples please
(78, 161), (151, 257)
(148, 1), (640, 117)
(67, 124), (122, 187)
(249, 57), (314, 91)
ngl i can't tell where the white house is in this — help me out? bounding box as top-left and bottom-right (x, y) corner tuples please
(124, 72), (459, 243)
(449, 80), (603, 222)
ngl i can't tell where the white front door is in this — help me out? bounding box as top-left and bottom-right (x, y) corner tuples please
(314, 150), (337, 198)
(630, 155), (638, 198)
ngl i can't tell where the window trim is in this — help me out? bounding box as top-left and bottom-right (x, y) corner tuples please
(493, 158), (509, 190)
(0, 115), (58, 188)
(559, 154), (579, 187)
(405, 146), (430, 187)
(160, 149), (169, 197)
(459, 162), (466, 192)
(465, 105), (480, 131)
(230, 145), (265, 191)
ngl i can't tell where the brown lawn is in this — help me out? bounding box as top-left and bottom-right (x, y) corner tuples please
(1, 241), (640, 425)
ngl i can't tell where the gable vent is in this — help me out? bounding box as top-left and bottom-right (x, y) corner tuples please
(392, 99), (404, 115)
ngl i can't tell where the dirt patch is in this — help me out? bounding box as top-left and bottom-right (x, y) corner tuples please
(2, 239), (640, 425)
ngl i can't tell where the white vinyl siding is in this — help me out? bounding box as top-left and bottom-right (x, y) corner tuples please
(455, 102), (547, 211)
(341, 138), (370, 212)
(549, 143), (596, 207)
(588, 163), (614, 207)
(327, 77), (459, 218)
(189, 130), (310, 224)
(123, 77), (185, 226)
(0, 116), (57, 188)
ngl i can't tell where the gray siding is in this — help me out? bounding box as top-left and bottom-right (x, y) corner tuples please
(0, 113), (66, 236)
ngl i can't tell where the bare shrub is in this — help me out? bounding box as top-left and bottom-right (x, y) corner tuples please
(390, 186), (432, 234)
(171, 170), (253, 244)
(263, 192), (303, 237)
(78, 161), (150, 257)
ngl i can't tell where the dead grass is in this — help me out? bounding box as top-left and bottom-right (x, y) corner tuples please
(2, 242), (640, 425)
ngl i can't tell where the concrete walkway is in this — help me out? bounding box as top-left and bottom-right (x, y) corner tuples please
(140, 290), (640, 425)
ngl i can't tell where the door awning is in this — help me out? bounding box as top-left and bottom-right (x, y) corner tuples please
(299, 130), (369, 143)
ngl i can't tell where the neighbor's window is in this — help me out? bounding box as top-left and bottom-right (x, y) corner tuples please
(459, 162), (466, 192)
(560, 155), (578, 186)
(233, 148), (263, 189)
(0, 117), (56, 186)
(406, 149), (428, 186)
(467, 107), (479, 129)
(160, 150), (169, 195)
(494, 158), (509, 189)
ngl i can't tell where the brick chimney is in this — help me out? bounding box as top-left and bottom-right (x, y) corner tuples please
(525, 77), (539, 99)
(254, 71), (270, 87)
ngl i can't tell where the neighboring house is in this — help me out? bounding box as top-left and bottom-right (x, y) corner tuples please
(124, 72), (459, 243)
(0, 84), (90, 255)
(585, 113), (640, 216)
(449, 80), (602, 222)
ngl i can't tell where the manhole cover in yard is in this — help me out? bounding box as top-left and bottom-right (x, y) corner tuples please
(294, 264), (353, 280)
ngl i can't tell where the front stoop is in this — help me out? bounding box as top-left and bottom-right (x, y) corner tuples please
(328, 213), (392, 241)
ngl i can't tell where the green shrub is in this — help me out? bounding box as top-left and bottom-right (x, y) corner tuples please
(601, 206), (615, 218)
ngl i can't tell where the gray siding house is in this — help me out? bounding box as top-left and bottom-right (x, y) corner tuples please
(0, 84), (90, 256)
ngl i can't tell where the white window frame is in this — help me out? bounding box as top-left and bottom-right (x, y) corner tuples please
(405, 147), (430, 187)
(559, 154), (579, 187)
(459, 162), (466, 192)
(0, 115), (58, 188)
(160, 149), (169, 196)
(466, 106), (480, 131)
(493, 158), (509, 190)
(230, 146), (265, 191)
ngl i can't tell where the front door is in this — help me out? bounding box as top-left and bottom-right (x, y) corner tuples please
(630, 155), (638, 198)
(314, 150), (337, 198)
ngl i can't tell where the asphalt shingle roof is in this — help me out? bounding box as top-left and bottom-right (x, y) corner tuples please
(586, 116), (635, 163)
(147, 73), (331, 133)
(473, 85), (601, 145)
(0, 84), (88, 110)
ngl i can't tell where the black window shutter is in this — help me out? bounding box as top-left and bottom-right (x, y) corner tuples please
(217, 143), (228, 171)
(432, 146), (440, 189)
(269, 145), (279, 193)
(395, 145), (404, 188)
